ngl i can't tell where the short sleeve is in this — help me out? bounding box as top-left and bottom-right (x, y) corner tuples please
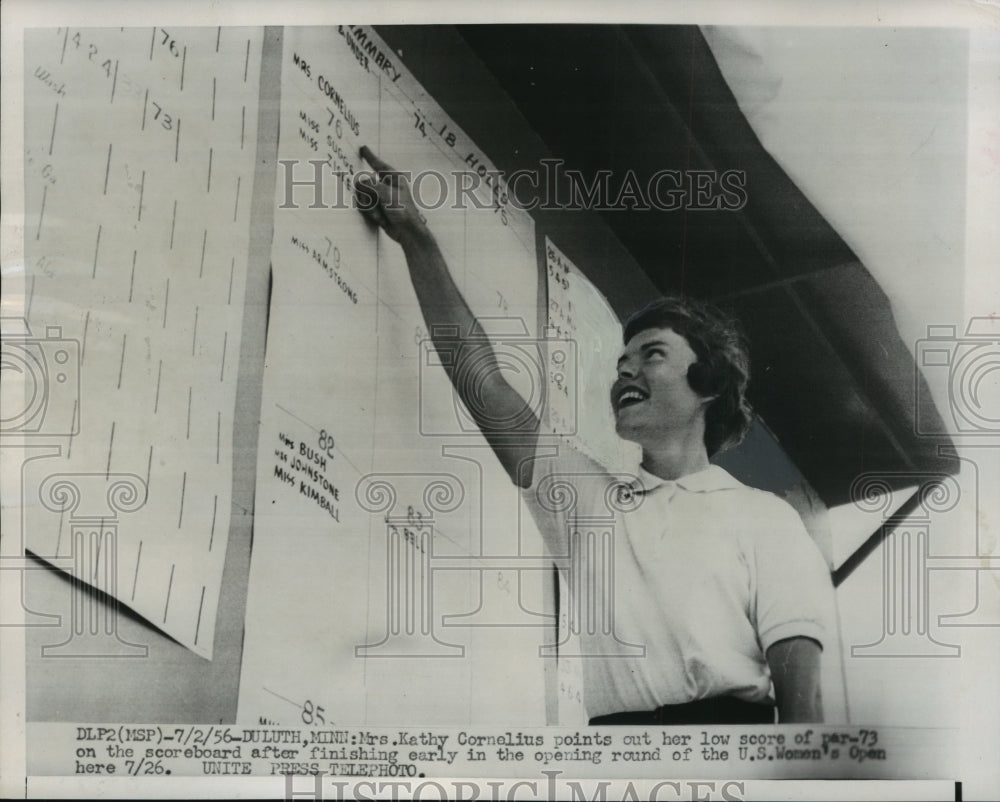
(750, 497), (836, 654)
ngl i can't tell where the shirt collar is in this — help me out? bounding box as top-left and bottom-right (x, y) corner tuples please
(631, 464), (744, 495)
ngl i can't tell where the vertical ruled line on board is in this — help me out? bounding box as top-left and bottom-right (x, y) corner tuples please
(128, 250), (137, 302)
(36, 185), (47, 240)
(26, 276), (35, 321)
(219, 331), (228, 381)
(208, 494), (218, 551)
(163, 563), (175, 623)
(131, 542), (143, 600)
(154, 360), (162, 413)
(103, 144), (112, 194)
(81, 311), (91, 363)
(54, 508), (66, 559)
(106, 422), (115, 477)
(178, 473), (186, 529)
(117, 334), (127, 390)
(48, 103), (59, 155)
(66, 401), (76, 458)
(138, 170), (145, 221)
(92, 520), (105, 585)
(194, 585), (206, 646)
(92, 224), (102, 277)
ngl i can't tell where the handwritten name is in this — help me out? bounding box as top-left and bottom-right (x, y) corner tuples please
(34, 65), (67, 98)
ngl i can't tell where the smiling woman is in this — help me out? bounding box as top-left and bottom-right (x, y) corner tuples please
(358, 147), (836, 726)
(612, 326), (713, 479)
(618, 296), (753, 465)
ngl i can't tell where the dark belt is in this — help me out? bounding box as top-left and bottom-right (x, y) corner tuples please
(590, 696), (775, 726)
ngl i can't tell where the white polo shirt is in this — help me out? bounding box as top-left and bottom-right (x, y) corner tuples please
(522, 443), (835, 719)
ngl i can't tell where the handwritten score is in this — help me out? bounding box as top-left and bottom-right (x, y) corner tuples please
(545, 237), (639, 474)
(237, 26), (549, 725)
(544, 237), (639, 724)
(22, 27), (264, 659)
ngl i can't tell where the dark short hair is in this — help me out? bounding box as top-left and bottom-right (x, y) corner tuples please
(623, 296), (752, 457)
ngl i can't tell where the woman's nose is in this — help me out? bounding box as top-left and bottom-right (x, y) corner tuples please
(617, 358), (637, 379)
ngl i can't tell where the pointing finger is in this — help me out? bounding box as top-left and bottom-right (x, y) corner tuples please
(360, 145), (395, 176)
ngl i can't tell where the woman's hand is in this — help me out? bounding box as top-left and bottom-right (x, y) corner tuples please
(355, 146), (430, 246)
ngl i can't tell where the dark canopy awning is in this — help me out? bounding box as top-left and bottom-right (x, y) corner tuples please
(454, 24), (957, 507)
